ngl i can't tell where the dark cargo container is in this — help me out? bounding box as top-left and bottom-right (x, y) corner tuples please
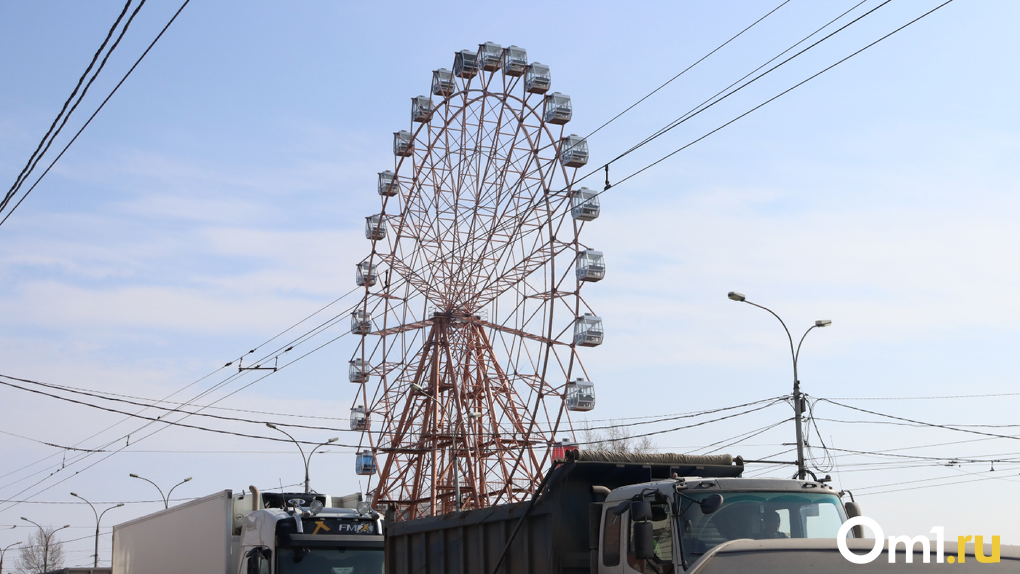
(385, 452), (741, 574)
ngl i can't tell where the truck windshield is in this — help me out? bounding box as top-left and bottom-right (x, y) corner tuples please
(276, 547), (384, 574)
(677, 491), (847, 562)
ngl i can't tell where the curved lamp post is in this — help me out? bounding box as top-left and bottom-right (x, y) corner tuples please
(1, 540), (23, 574)
(728, 291), (831, 480)
(19, 518), (70, 573)
(129, 474), (192, 509)
(266, 423), (338, 493)
(70, 492), (124, 567)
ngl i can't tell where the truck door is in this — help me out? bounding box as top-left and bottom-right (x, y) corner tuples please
(625, 503), (675, 574)
(600, 505), (625, 574)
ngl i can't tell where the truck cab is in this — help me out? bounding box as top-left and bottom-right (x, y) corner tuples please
(598, 476), (848, 573)
(240, 491), (383, 574)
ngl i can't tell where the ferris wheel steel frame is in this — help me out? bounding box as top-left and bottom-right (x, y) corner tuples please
(351, 43), (602, 520)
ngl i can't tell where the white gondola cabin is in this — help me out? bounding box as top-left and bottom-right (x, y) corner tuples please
(526, 63), (551, 94)
(351, 310), (373, 335)
(432, 68), (455, 97)
(573, 313), (604, 347)
(543, 92), (572, 124)
(378, 171), (398, 197)
(565, 378), (596, 412)
(365, 214), (386, 240)
(576, 250), (606, 282)
(501, 45), (527, 76)
(393, 130), (412, 157)
(350, 406), (369, 431)
(355, 450), (377, 475)
(411, 95), (434, 123)
(356, 261), (377, 287)
(478, 41), (502, 71)
(349, 358), (369, 383)
(560, 135), (589, 168)
(571, 187), (600, 221)
(453, 49), (478, 79)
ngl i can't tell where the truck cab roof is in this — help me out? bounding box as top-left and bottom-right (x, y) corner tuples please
(606, 476), (837, 502)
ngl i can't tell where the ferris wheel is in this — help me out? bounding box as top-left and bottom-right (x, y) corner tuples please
(349, 42), (605, 520)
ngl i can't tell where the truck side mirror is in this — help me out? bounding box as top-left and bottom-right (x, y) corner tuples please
(843, 502), (864, 538)
(699, 494), (724, 515)
(632, 521), (654, 560)
(631, 501), (652, 522)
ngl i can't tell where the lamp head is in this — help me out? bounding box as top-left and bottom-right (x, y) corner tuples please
(62, 524), (70, 529)
(409, 383), (425, 394)
(265, 423), (277, 429)
(815, 319), (832, 327)
(116, 503), (125, 508)
(70, 492), (78, 497)
(19, 517), (28, 522)
(129, 473), (140, 478)
(727, 291), (746, 302)
(327, 437), (339, 443)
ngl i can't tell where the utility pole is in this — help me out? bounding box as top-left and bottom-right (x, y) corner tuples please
(728, 292), (831, 480)
(266, 423), (338, 493)
(1, 540), (23, 574)
(20, 518), (70, 573)
(71, 492), (124, 568)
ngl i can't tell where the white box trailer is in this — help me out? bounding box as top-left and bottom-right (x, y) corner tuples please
(112, 488), (383, 574)
(112, 490), (241, 574)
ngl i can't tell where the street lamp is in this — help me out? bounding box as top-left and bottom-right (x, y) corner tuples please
(70, 492), (124, 568)
(727, 291), (831, 480)
(19, 518), (70, 573)
(266, 423), (338, 494)
(129, 474), (192, 509)
(1, 540), (23, 574)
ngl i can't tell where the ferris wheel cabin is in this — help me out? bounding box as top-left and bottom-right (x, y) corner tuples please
(349, 358), (370, 383)
(356, 261), (377, 287)
(560, 135), (589, 168)
(350, 406), (369, 431)
(378, 170), (398, 197)
(351, 310), (373, 335)
(393, 130), (412, 157)
(565, 378), (596, 412)
(543, 92), (572, 125)
(501, 45), (528, 76)
(573, 313), (604, 347)
(453, 49), (478, 79)
(478, 41), (502, 71)
(355, 450), (377, 476)
(432, 68), (455, 97)
(526, 63), (551, 94)
(576, 250), (606, 282)
(571, 187), (600, 221)
(411, 95), (435, 123)
(365, 214), (386, 240)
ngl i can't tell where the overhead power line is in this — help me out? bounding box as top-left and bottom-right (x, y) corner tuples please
(1, 0), (136, 212)
(581, 0), (793, 142)
(819, 398), (1020, 442)
(0, 0), (192, 228)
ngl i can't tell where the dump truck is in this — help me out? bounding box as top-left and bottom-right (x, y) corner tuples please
(384, 450), (862, 574)
(112, 487), (383, 574)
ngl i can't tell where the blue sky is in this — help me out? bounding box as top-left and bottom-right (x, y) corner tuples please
(2, 0), (1019, 566)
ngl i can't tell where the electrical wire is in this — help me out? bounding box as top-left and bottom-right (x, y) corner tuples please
(580, 0), (793, 143)
(0, 0), (192, 228)
(1, 0), (136, 211)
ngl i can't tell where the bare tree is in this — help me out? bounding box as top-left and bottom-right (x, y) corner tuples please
(580, 419), (655, 454)
(14, 528), (64, 574)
